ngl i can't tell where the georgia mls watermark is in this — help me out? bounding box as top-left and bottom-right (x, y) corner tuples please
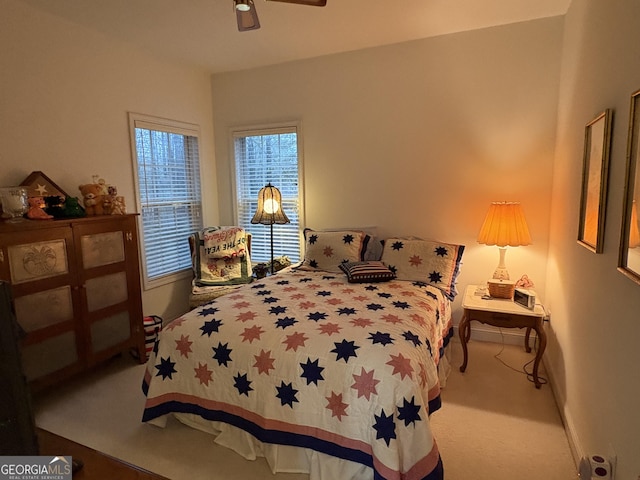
(0, 456), (72, 480)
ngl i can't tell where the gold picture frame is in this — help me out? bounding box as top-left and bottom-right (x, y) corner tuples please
(618, 90), (640, 284)
(578, 109), (613, 253)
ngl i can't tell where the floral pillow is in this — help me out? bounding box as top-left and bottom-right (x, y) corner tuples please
(380, 238), (465, 300)
(299, 229), (370, 273)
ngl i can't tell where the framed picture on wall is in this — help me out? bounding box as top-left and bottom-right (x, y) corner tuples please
(618, 90), (640, 284)
(578, 109), (613, 253)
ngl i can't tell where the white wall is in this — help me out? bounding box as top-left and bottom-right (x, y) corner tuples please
(0, 0), (219, 321)
(211, 18), (564, 321)
(546, 1), (640, 478)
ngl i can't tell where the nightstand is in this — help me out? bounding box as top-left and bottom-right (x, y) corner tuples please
(458, 284), (547, 388)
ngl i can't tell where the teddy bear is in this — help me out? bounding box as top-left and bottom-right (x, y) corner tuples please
(27, 196), (53, 220)
(78, 183), (108, 215)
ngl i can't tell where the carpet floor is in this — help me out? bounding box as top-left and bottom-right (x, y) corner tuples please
(33, 339), (577, 480)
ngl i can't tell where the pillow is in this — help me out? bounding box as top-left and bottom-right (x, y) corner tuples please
(190, 227), (253, 286)
(339, 261), (396, 283)
(380, 238), (464, 300)
(299, 229), (371, 273)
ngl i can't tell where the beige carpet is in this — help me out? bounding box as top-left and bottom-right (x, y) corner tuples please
(33, 339), (577, 480)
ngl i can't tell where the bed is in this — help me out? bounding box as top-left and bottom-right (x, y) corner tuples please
(142, 228), (464, 480)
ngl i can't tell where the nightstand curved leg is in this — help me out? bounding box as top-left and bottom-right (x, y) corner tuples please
(459, 311), (469, 372)
(532, 324), (547, 389)
(524, 327), (532, 353)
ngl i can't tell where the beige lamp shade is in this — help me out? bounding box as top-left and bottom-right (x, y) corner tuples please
(477, 201), (532, 247)
(251, 183), (290, 226)
(478, 201), (531, 282)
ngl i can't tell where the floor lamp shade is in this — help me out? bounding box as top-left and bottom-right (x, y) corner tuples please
(251, 183), (290, 225)
(478, 202), (532, 281)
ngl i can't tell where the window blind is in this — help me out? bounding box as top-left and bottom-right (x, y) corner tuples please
(234, 128), (301, 263)
(131, 115), (203, 286)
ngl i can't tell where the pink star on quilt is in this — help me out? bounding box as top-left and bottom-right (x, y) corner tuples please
(194, 362), (213, 386)
(387, 353), (414, 380)
(253, 349), (276, 375)
(241, 325), (265, 343)
(325, 391), (349, 420)
(283, 332), (308, 351)
(175, 334), (193, 358)
(236, 311), (258, 322)
(351, 367), (380, 400)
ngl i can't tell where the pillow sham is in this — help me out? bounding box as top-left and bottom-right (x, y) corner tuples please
(339, 261), (396, 283)
(299, 229), (370, 273)
(380, 238), (464, 300)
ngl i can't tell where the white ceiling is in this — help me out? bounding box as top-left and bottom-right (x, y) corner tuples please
(19, 0), (570, 74)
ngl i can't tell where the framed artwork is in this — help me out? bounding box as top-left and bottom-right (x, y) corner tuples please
(20, 171), (68, 199)
(578, 109), (613, 253)
(618, 90), (640, 284)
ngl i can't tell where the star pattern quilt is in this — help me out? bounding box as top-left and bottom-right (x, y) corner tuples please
(142, 269), (452, 480)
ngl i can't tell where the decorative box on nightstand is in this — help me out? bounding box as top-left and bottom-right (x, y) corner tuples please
(458, 284), (547, 388)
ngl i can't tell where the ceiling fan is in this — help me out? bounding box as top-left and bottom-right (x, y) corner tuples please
(234, 0), (327, 32)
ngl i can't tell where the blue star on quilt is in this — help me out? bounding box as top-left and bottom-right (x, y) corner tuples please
(276, 381), (299, 407)
(369, 331), (394, 346)
(391, 241), (404, 250)
(263, 297), (279, 304)
(309, 234), (319, 244)
(332, 339), (360, 363)
(275, 316), (297, 329)
(200, 318), (223, 337)
(337, 307), (357, 316)
(270, 305), (287, 315)
(212, 342), (232, 366)
(366, 303), (384, 311)
(343, 234), (355, 244)
(403, 331), (422, 347)
(234, 372), (253, 396)
(316, 290), (332, 297)
(198, 306), (219, 317)
(393, 301), (410, 310)
(428, 271), (443, 283)
(435, 246), (448, 256)
(155, 356), (177, 380)
(377, 292), (392, 299)
(373, 408), (397, 446)
(397, 396), (422, 426)
(308, 311), (328, 322)
(300, 358), (324, 385)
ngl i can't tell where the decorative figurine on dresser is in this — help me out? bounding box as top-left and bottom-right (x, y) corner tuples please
(0, 172), (145, 391)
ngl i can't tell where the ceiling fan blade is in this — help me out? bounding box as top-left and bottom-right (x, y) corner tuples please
(236, 0), (260, 31)
(265, 0), (327, 6)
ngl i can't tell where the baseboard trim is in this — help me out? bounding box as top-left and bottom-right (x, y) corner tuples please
(542, 350), (582, 470)
(452, 324), (532, 346)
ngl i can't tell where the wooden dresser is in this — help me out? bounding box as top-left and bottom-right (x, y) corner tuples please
(0, 214), (145, 391)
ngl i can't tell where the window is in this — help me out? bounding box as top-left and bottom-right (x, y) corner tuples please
(129, 113), (203, 289)
(233, 125), (303, 263)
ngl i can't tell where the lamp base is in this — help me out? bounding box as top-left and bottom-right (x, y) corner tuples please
(492, 247), (510, 280)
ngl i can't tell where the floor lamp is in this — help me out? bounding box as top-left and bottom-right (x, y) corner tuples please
(251, 183), (290, 274)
